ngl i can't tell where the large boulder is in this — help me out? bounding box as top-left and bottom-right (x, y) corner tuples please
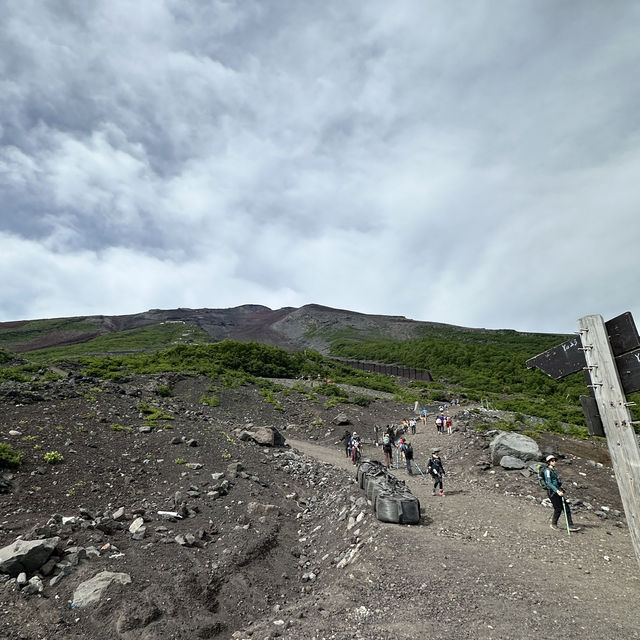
(490, 432), (541, 466)
(72, 571), (132, 609)
(240, 426), (285, 447)
(0, 537), (60, 577)
(499, 455), (526, 470)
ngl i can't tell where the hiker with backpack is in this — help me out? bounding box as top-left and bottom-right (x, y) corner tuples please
(541, 454), (581, 532)
(427, 447), (446, 495)
(399, 440), (415, 475)
(382, 430), (394, 468)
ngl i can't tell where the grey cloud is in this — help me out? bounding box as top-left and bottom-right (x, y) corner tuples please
(1, 1), (639, 331)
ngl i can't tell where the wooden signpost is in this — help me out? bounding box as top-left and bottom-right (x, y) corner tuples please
(527, 312), (640, 569)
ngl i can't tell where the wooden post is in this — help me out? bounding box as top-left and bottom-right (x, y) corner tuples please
(578, 314), (640, 568)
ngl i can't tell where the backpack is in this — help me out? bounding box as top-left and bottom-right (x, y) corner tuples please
(535, 463), (548, 489)
(383, 434), (390, 445)
(405, 443), (413, 456)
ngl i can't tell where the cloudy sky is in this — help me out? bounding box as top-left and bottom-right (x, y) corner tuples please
(1, 1), (639, 334)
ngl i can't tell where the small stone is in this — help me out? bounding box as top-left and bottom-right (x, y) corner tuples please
(129, 517), (145, 534)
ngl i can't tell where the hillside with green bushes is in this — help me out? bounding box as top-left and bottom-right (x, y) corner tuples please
(2, 312), (637, 438)
(327, 326), (640, 435)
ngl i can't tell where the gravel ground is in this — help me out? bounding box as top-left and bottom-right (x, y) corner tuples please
(0, 373), (638, 639)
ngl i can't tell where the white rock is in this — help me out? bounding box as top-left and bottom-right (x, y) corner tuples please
(129, 517), (145, 534)
(72, 571), (132, 609)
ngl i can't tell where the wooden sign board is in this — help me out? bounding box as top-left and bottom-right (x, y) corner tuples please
(525, 336), (585, 379)
(607, 311), (640, 356)
(527, 312), (639, 380)
(616, 348), (640, 395)
(580, 394), (605, 437)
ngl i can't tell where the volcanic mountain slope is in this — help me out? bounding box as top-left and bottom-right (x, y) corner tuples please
(0, 303), (521, 355)
(0, 372), (638, 639)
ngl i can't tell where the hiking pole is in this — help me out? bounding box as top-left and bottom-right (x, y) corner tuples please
(395, 447), (399, 469)
(562, 497), (571, 536)
(412, 460), (426, 479)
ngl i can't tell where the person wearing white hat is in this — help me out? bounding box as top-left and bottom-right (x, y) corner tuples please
(543, 455), (581, 532)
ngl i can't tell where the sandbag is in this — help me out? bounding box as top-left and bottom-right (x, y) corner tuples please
(369, 477), (393, 508)
(363, 468), (389, 493)
(357, 460), (384, 488)
(375, 492), (421, 525)
(365, 475), (390, 503)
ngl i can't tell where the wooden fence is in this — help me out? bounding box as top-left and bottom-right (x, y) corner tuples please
(329, 358), (432, 382)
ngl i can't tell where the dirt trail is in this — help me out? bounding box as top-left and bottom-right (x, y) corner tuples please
(287, 428), (640, 640)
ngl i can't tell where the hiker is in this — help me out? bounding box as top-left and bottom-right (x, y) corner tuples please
(387, 424), (396, 442)
(409, 418), (416, 434)
(445, 415), (453, 435)
(350, 433), (361, 465)
(397, 438), (406, 465)
(427, 447), (446, 496)
(340, 430), (351, 457)
(435, 416), (443, 433)
(421, 408), (428, 424)
(382, 430), (394, 468)
(543, 455), (581, 532)
(402, 440), (415, 475)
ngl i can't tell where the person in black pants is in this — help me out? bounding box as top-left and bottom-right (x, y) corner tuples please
(543, 455), (581, 532)
(427, 448), (446, 496)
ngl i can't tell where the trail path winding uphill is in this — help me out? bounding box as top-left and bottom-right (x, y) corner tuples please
(286, 423), (640, 640)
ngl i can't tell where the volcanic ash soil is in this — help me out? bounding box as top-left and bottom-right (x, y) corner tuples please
(0, 374), (639, 640)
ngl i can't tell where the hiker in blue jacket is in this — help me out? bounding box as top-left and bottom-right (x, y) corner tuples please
(543, 455), (581, 532)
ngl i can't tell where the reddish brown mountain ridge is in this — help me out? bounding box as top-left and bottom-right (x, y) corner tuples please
(0, 304), (470, 354)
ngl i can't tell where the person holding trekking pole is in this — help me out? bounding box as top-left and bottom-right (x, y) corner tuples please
(427, 448), (446, 496)
(543, 455), (581, 532)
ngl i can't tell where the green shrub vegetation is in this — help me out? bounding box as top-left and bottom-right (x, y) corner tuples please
(200, 393), (220, 407)
(328, 328), (599, 430)
(43, 451), (64, 464)
(137, 402), (174, 427)
(110, 423), (132, 432)
(0, 365), (37, 383)
(5, 317), (637, 440)
(0, 443), (23, 468)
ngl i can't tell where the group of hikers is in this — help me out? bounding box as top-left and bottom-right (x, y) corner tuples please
(379, 425), (447, 496)
(373, 412), (454, 444)
(341, 418), (582, 530)
(342, 431), (362, 465)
